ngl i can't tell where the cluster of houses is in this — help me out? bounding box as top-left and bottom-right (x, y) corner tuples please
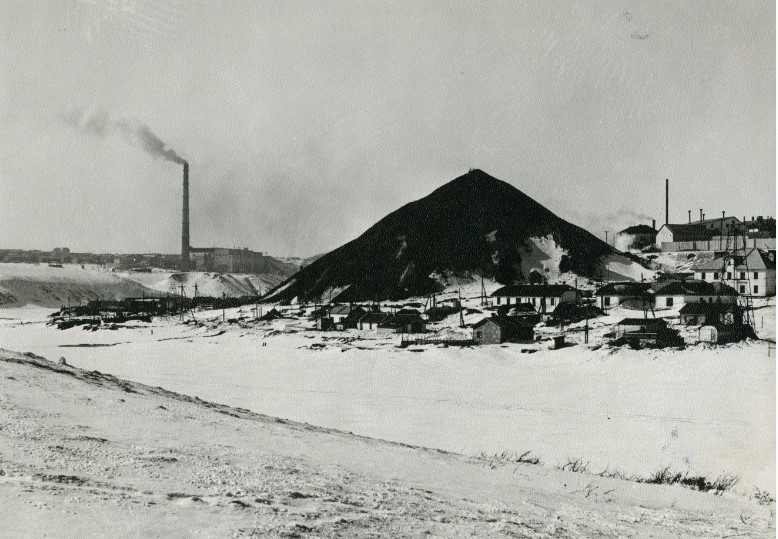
(312, 244), (774, 347)
(315, 304), (428, 334)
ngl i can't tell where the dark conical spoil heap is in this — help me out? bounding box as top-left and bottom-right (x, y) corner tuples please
(266, 169), (629, 302)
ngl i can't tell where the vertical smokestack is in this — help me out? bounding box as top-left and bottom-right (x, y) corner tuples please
(652, 219), (656, 230)
(665, 178), (669, 225)
(181, 161), (190, 271)
(688, 210), (691, 223)
(700, 209), (703, 221)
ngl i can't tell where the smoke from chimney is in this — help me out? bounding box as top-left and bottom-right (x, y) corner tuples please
(62, 107), (185, 165)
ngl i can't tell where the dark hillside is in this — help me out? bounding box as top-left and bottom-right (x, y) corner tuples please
(266, 169), (637, 302)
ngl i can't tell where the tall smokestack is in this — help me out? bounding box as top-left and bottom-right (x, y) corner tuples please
(688, 210), (691, 223)
(665, 178), (669, 225)
(181, 161), (190, 271)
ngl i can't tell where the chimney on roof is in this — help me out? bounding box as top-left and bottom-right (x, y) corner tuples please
(652, 219), (656, 230)
(700, 209), (703, 221)
(688, 210), (691, 224)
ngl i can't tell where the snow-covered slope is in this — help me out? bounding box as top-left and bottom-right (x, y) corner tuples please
(0, 264), (286, 308)
(1, 349), (771, 538)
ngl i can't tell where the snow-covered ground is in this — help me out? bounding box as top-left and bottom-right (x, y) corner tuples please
(2, 349), (771, 537)
(0, 263), (285, 308)
(0, 299), (773, 498)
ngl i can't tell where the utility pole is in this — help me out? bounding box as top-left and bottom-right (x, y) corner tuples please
(179, 284), (185, 322)
(459, 289), (465, 328)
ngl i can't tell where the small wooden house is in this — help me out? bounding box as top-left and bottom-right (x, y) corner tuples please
(594, 282), (652, 310)
(472, 317), (534, 345)
(679, 302), (741, 326)
(357, 311), (390, 330)
(378, 313), (426, 334)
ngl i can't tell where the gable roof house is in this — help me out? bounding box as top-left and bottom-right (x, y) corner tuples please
(334, 306), (368, 330)
(377, 313), (426, 334)
(491, 284), (580, 313)
(692, 248), (776, 297)
(472, 316), (535, 345)
(651, 280), (737, 309)
(594, 282), (653, 310)
(329, 304), (365, 323)
(357, 311), (390, 330)
(679, 302), (742, 326)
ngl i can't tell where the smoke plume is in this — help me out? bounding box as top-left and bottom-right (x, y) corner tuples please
(62, 108), (185, 164)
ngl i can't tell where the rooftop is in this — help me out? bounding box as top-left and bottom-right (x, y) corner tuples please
(491, 284), (575, 298)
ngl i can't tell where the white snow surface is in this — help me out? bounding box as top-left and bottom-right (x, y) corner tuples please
(1, 349), (772, 537)
(0, 297), (773, 496)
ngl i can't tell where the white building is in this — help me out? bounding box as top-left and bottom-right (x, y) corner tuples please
(651, 280), (738, 309)
(692, 249), (776, 297)
(491, 284), (580, 312)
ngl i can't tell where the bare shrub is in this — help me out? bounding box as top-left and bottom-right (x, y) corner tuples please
(559, 458), (589, 474)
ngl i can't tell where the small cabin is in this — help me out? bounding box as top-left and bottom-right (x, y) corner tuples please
(472, 317), (534, 345)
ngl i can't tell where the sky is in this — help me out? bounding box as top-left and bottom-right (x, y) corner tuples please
(0, 0), (774, 257)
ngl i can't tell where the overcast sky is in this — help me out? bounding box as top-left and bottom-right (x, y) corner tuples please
(0, 1), (774, 257)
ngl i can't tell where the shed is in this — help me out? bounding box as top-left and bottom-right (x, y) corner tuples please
(357, 311), (390, 330)
(472, 317), (534, 345)
(378, 313), (426, 334)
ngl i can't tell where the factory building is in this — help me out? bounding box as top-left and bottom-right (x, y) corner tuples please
(189, 247), (267, 274)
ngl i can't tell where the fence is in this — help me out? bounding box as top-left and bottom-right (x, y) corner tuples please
(400, 336), (474, 347)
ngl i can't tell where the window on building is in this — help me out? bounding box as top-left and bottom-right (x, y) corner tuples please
(726, 272), (732, 280)
(476, 331), (482, 339)
(550, 297), (556, 306)
(754, 272), (759, 279)
(739, 285), (746, 294)
(740, 272), (746, 280)
(713, 272), (719, 280)
(700, 272), (706, 280)
(666, 297), (673, 307)
(754, 285), (759, 294)
(604, 297), (611, 307)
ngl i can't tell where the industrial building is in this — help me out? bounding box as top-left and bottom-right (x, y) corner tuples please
(189, 247), (268, 274)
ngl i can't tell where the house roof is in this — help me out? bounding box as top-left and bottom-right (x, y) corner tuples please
(472, 316), (534, 331)
(691, 216), (742, 226)
(617, 318), (668, 329)
(679, 302), (740, 315)
(339, 308), (369, 324)
(491, 284), (575, 298)
(658, 224), (712, 242)
(379, 313), (425, 328)
(651, 280), (737, 297)
(329, 304), (363, 316)
(618, 224), (657, 235)
(594, 282), (652, 297)
(360, 312), (390, 324)
(693, 248), (776, 271)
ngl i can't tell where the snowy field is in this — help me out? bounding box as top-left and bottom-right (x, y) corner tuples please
(0, 300), (773, 497)
(3, 349), (771, 537)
